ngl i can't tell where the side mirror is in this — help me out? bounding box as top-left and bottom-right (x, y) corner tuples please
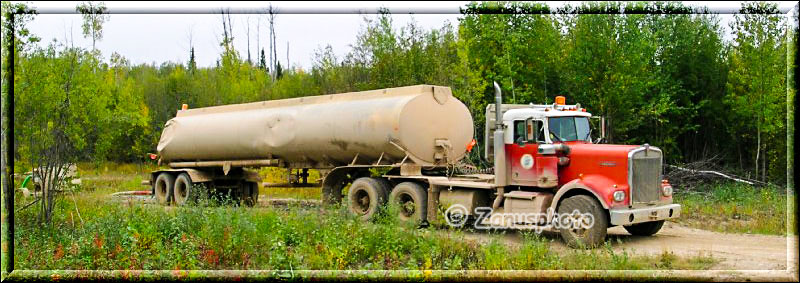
(526, 118), (535, 141)
(590, 116), (606, 143)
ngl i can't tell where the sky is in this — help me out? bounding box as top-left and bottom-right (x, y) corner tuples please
(19, 1), (799, 70)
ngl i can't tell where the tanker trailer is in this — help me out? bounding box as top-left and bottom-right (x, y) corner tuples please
(148, 85), (474, 208)
(148, 82), (680, 248)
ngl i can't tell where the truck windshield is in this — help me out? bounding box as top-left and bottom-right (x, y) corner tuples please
(548, 117), (591, 142)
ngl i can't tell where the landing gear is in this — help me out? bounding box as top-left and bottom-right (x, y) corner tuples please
(288, 168), (310, 185)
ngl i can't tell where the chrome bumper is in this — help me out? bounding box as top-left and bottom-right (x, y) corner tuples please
(609, 204), (681, 226)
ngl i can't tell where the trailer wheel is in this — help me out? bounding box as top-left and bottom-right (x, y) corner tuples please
(154, 173), (175, 205)
(173, 173), (198, 206)
(242, 182), (259, 207)
(250, 182), (260, 205)
(557, 195), (608, 248)
(375, 178), (392, 202)
(322, 175), (349, 205)
(623, 220), (664, 236)
(347, 177), (388, 220)
(388, 182), (427, 224)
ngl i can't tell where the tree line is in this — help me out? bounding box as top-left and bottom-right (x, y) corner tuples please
(2, 1), (794, 184)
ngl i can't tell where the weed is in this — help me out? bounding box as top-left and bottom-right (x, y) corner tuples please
(674, 182), (787, 235)
(13, 163), (721, 271)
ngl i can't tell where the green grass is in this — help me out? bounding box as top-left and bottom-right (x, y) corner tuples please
(673, 182), (789, 235)
(13, 163), (719, 271)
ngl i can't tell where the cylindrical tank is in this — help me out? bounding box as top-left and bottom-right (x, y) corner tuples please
(157, 85), (474, 168)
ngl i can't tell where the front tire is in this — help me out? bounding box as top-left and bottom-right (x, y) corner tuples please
(624, 220), (664, 236)
(557, 195), (608, 248)
(347, 177), (389, 220)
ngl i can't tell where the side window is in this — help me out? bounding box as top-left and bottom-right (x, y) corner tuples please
(514, 120), (526, 143)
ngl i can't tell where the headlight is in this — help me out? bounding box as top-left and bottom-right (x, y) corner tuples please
(662, 185), (673, 197)
(613, 191), (626, 202)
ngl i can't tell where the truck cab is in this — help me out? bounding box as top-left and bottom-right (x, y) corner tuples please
(482, 94), (681, 247)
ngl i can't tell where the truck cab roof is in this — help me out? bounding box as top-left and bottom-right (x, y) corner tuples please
(503, 104), (592, 121)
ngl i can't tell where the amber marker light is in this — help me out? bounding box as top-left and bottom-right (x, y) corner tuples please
(555, 96), (566, 105)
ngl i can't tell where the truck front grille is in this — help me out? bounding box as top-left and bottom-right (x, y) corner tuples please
(630, 148), (662, 204)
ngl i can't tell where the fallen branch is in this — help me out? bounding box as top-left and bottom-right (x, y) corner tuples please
(665, 164), (768, 187)
(109, 190), (153, 197)
(16, 198), (40, 213)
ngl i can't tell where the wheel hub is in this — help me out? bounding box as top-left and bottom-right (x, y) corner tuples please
(398, 194), (415, 217)
(354, 189), (370, 214)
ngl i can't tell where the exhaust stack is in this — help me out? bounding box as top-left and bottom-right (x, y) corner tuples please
(493, 81), (508, 187)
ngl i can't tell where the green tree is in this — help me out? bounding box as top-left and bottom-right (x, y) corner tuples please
(458, 2), (562, 162)
(726, 2), (786, 181)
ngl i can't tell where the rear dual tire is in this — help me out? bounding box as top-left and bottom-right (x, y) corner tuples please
(155, 172), (201, 206)
(173, 173), (200, 206)
(155, 173), (175, 205)
(346, 178), (429, 225)
(388, 182), (428, 225)
(154, 172), (256, 207)
(347, 177), (390, 220)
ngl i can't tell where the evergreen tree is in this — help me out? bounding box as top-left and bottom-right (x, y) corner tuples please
(188, 47), (197, 74)
(259, 48), (267, 70)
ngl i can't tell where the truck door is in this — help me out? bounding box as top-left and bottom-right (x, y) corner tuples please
(507, 118), (548, 186)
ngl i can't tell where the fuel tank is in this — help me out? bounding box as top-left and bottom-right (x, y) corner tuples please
(156, 85), (474, 168)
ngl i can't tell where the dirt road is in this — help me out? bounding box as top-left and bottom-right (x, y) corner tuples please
(252, 198), (798, 270)
(257, 197), (795, 270)
(459, 221), (795, 270)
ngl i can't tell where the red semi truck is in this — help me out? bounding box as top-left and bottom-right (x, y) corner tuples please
(150, 83), (680, 247)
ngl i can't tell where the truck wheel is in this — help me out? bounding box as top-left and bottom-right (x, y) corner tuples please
(250, 182), (260, 205)
(173, 173), (197, 206)
(154, 173), (175, 205)
(242, 182), (259, 207)
(347, 177), (388, 221)
(322, 177), (348, 205)
(376, 178), (392, 202)
(624, 220), (664, 236)
(388, 182), (427, 224)
(557, 195), (608, 248)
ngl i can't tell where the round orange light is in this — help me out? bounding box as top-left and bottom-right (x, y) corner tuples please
(555, 96), (566, 105)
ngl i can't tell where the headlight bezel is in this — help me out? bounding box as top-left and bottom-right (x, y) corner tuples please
(613, 190), (626, 202)
(661, 185), (673, 197)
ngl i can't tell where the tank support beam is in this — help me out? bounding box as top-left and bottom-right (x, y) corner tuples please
(169, 159), (281, 168)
